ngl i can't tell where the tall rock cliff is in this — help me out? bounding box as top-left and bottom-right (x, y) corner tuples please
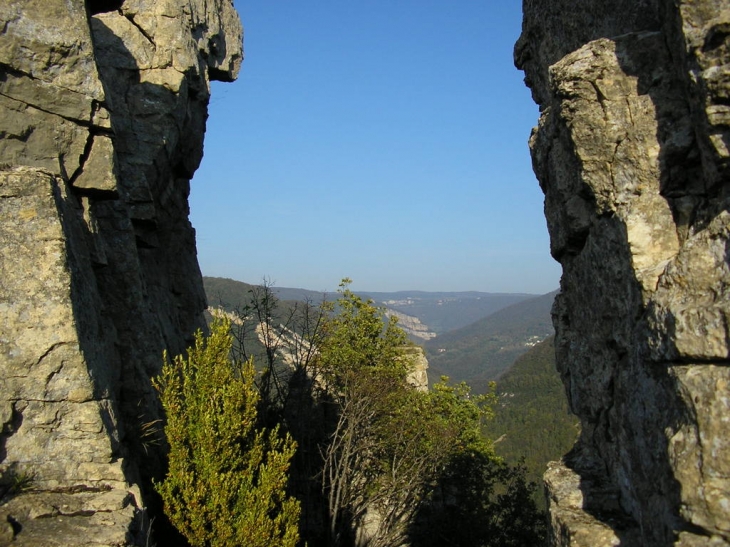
(516, 0), (729, 545)
(0, 1), (242, 545)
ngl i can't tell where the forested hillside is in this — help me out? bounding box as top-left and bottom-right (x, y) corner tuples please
(424, 291), (556, 392)
(204, 277), (327, 310)
(485, 337), (579, 506)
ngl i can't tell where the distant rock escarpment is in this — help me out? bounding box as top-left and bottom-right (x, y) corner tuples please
(516, 1), (729, 545)
(0, 1), (241, 545)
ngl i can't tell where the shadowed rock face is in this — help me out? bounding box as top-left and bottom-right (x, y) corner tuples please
(0, 1), (241, 544)
(516, 1), (729, 545)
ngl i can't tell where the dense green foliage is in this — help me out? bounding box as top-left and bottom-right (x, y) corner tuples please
(317, 282), (477, 547)
(406, 382), (547, 547)
(317, 282), (546, 547)
(153, 320), (300, 547)
(485, 336), (579, 507)
(424, 291), (556, 392)
(412, 453), (546, 547)
(160, 279), (551, 547)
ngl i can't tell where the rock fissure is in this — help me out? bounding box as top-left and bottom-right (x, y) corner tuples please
(590, 80), (610, 120)
(0, 88), (95, 129)
(122, 13), (156, 48)
(86, 0), (125, 16)
(39, 508), (97, 518)
(0, 63), (38, 83)
(33, 343), (69, 370)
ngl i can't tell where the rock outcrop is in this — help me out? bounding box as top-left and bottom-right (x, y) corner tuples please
(404, 346), (430, 391)
(516, 0), (729, 545)
(384, 309), (437, 341)
(0, 1), (242, 545)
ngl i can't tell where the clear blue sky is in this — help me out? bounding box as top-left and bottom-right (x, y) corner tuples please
(190, 1), (561, 295)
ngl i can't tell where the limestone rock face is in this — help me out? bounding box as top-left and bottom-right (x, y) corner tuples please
(0, 1), (242, 545)
(517, 1), (729, 545)
(405, 346), (430, 391)
(384, 309), (437, 341)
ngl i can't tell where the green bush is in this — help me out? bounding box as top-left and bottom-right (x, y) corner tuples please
(153, 318), (300, 547)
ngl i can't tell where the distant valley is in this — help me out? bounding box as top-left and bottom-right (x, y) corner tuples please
(203, 276), (556, 393)
(203, 276), (572, 505)
(424, 291), (556, 392)
(360, 290), (535, 334)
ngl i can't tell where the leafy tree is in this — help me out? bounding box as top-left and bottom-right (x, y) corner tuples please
(316, 280), (412, 546)
(411, 426), (547, 547)
(223, 278), (328, 423)
(485, 460), (547, 547)
(153, 318), (300, 547)
(218, 279), (331, 543)
(317, 280), (502, 547)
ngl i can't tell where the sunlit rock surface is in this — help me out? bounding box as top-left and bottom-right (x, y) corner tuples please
(517, 0), (729, 545)
(0, 1), (242, 544)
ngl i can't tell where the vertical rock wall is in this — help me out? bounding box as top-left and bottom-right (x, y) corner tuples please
(516, 1), (729, 545)
(0, 1), (242, 544)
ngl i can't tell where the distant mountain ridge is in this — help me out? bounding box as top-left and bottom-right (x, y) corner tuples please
(204, 277), (327, 310)
(203, 276), (540, 336)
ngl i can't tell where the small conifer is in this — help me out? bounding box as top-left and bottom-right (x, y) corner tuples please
(154, 318), (300, 547)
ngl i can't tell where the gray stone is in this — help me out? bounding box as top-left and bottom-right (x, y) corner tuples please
(0, 489), (146, 547)
(0, 0), (242, 545)
(517, 0), (730, 544)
